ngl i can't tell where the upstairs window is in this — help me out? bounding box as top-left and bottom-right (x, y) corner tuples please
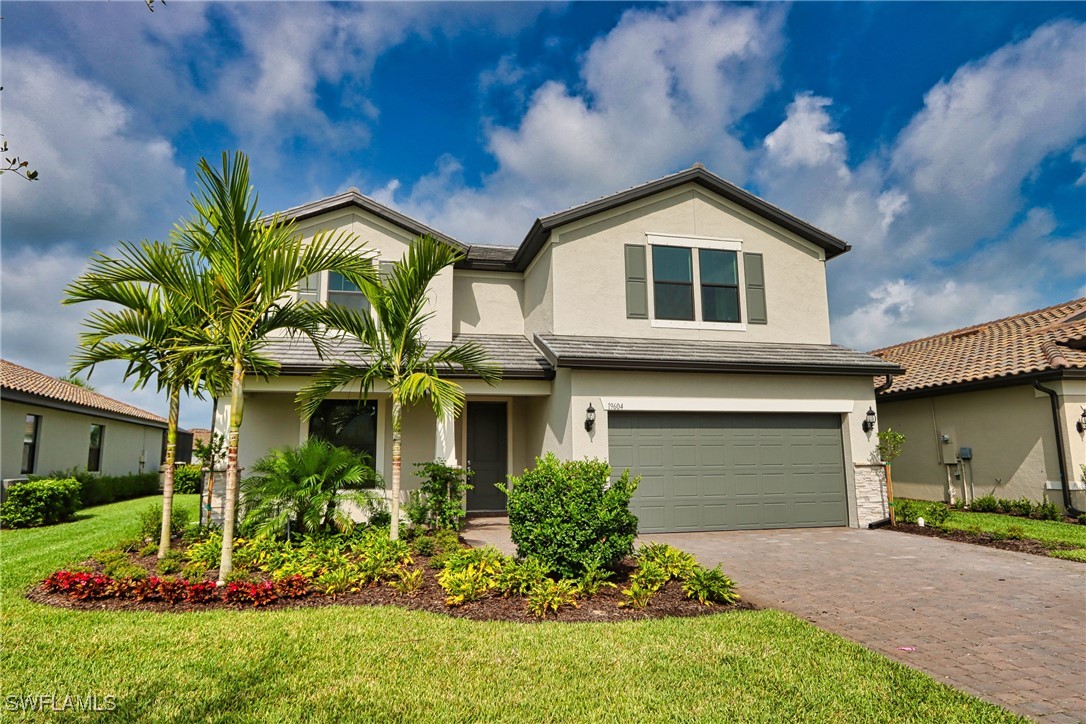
(652, 246), (694, 321)
(698, 249), (740, 323)
(628, 235), (765, 329)
(327, 272), (367, 313)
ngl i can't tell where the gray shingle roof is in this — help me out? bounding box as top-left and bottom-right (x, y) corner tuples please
(534, 334), (903, 376)
(260, 334), (553, 379)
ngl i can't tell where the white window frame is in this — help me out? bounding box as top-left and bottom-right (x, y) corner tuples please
(645, 233), (747, 331)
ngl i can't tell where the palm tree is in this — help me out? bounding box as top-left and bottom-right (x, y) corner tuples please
(297, 235), (502, 540)
(240, 438), (382, 540)
(64, 241), (222, 558)
(170, 151), (376, 581)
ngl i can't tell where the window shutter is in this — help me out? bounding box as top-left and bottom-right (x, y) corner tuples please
(744, 253), (767, 324)
(379, 260), (396, 282)
(624, 244), (648, 319)
(297, 273), (321, 304)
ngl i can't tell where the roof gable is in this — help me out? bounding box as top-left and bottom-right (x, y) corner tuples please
(870, 298), (1086, 397)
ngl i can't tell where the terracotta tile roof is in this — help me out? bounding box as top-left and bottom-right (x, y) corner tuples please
(0, 359), (167, 425)
(870, 298), (1086, 396)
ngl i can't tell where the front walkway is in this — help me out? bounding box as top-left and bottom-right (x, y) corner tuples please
(462, 518), (1086, 721)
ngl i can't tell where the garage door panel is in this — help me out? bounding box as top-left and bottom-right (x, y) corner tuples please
(613, 411), (847, 533)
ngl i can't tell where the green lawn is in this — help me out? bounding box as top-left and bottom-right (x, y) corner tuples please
(0, 496), (1020, 722)
(939, 509), (1086, 561)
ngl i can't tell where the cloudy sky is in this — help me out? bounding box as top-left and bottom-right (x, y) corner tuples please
(2, 1), (1084, 430)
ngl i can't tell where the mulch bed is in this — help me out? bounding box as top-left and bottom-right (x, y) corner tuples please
(27, 549), (753, 623)
(886, 522), (1081, 559)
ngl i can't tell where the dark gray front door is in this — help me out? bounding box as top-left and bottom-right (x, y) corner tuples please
(608, 411), (847, 533)
(466, 401), (508, 513)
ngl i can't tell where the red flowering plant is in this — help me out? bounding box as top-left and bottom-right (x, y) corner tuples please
(273, 575), (309, 599)
(185, 581), (219, 604)
(41, 571), (112, 601)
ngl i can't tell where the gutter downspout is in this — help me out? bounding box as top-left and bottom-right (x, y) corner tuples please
(868, 375), (895, 528)
(1033, 380), (1083, 517)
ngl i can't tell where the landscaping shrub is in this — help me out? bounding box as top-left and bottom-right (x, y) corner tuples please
(138, 503), (191, 541)
(389, 568), (423, 595)
(495, 557), (550, 597)
(576, 560), (617, 596)
(240, 438), (382, 539)
(526, 579), (579, 619)
(970, 495), (1000, 513)
(173, 464), (203, 495)
(635, 543), (697, 581)
(682, 565), (740, 606)
(1036, 500), (1063, 522)
(438, 565), (495, 606)
(412, 461), (474, 530)
(157, 551), (186, 575)
(184, 533), (222, 569)
(896, 499), (949, 527)
(619, 582), (656, 609)
(1003, 497), (1035, 518)
(411, 535), (436, 557)
(0, 478), (81, 528)
(502, 454), (640, 578)
(71, 471), (158, 508)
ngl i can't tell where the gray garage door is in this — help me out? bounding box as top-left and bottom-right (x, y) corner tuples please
(609, 411), (848, 533)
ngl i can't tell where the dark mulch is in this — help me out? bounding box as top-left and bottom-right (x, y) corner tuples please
(27, 550), (751, 623)
(887, 523), (1081, 559)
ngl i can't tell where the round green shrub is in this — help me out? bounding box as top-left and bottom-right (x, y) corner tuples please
(0, 478), (81, 528)
(502, 454), (640, 579)
(173, 465), (203, 495)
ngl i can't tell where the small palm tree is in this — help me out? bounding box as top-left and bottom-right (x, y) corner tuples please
(297, 235), (502, 540)
(64, 241), (222, 558)
(171, 151), (376, 581)
(241, 438), (381, 539)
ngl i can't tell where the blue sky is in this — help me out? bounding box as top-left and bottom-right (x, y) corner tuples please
(2, 1), (1084, 430)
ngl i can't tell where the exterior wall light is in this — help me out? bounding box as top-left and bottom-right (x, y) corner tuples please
(585, 403), (596, 432)
(862, 407), (877, 433)
(1078, 407), (1086, 434)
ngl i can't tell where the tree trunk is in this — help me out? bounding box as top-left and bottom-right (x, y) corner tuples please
(217, 361), (245, 584)
(390, 396), (402, 540)
(886, 463), (896, 526)
(158, 387), (181, 558)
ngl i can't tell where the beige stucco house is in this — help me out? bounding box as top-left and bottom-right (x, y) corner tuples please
(211, 165), (902, 532)
(870, 300), (1086, 513)
(1, 359), (167, 483)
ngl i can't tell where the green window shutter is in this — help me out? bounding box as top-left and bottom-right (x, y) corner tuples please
(625, 244), (648, 319)
(379, 260), (396, 282)
(744, 253), (767, 324)
(297, 272), (321, 304)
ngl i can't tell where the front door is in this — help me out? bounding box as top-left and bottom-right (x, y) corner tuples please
(466, 401), (508, 513)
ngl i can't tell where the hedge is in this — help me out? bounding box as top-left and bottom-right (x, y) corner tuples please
(0, 478), (82, 528)
(32, 469), (161, 508)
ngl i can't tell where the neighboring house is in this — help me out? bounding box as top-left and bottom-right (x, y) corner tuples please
(870, 299), (1086, 511)
(188, 428), (212, 465)
(0, 359), (168, 482)
(211, 165), (902, 532)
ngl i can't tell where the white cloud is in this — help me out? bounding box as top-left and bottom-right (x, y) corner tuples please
(1, 49), (187, 245)
(377, 3), (788, 245)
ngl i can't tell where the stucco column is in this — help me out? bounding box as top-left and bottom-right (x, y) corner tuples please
(435, 413), (458, 467)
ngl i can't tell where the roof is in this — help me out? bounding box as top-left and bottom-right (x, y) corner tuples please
(490, 165), (852, 272)
(273, 188), (469, 253)
(260, 334), (554, 380)
(869, 298), (1086, 398)
(277, 165), (852, 274)
(535, 334), (902, 376)
(0, 359), (168, 426)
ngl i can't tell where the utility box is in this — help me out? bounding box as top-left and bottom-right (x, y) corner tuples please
(938, 428), (958, 464)
(959, 447), (973, 461)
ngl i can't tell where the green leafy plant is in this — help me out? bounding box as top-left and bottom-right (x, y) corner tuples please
(682, 565), (740, 606)
(411, 461), (474, 530)
(240, 438), (382, 540)
(185, 532), (223, 569)
(174, 464), (203, 495)
(495, 557), (550, 597)
(970, 495), (999, 513)
(181, 562), (209, 583)
(1004, 525), (1027, 540)
(1036, 500), (1063, 522)
(635, 544), (697, 581)
(876, 429), (906, 465)
(576, 560), (617, 597)
(629, 562), (668, 593)
(411, 535), (436, 557)
(138, 503), (191, 541)
(501, 454), (640, 579)
(0, 478), (81, 528)
(315, 568), (358, 598)
(1004, 497), (1035, 517)
(526, 578), (579, 619)
(157, 550), (186, 575)
(138, 542), (159, 557)
(438, 564), (497, 606)
(389, 568), (424, 596)
(619, 582), (656, 609)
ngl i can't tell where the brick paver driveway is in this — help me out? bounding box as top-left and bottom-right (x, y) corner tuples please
(642, 528), (1086, 722)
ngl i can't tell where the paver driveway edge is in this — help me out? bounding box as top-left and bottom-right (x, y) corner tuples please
(641, 528), (1086, 722)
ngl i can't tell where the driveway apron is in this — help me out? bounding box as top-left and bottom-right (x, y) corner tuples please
(642, 528), (1086, 722)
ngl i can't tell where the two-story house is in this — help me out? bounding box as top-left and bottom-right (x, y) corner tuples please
(209, 165), (903, 532)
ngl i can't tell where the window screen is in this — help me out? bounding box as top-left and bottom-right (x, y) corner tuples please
(699, 249), (741, 323)
(652, 246), (694, 321)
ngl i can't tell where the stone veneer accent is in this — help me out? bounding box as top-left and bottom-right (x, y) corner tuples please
(853, 463), (889, 526)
